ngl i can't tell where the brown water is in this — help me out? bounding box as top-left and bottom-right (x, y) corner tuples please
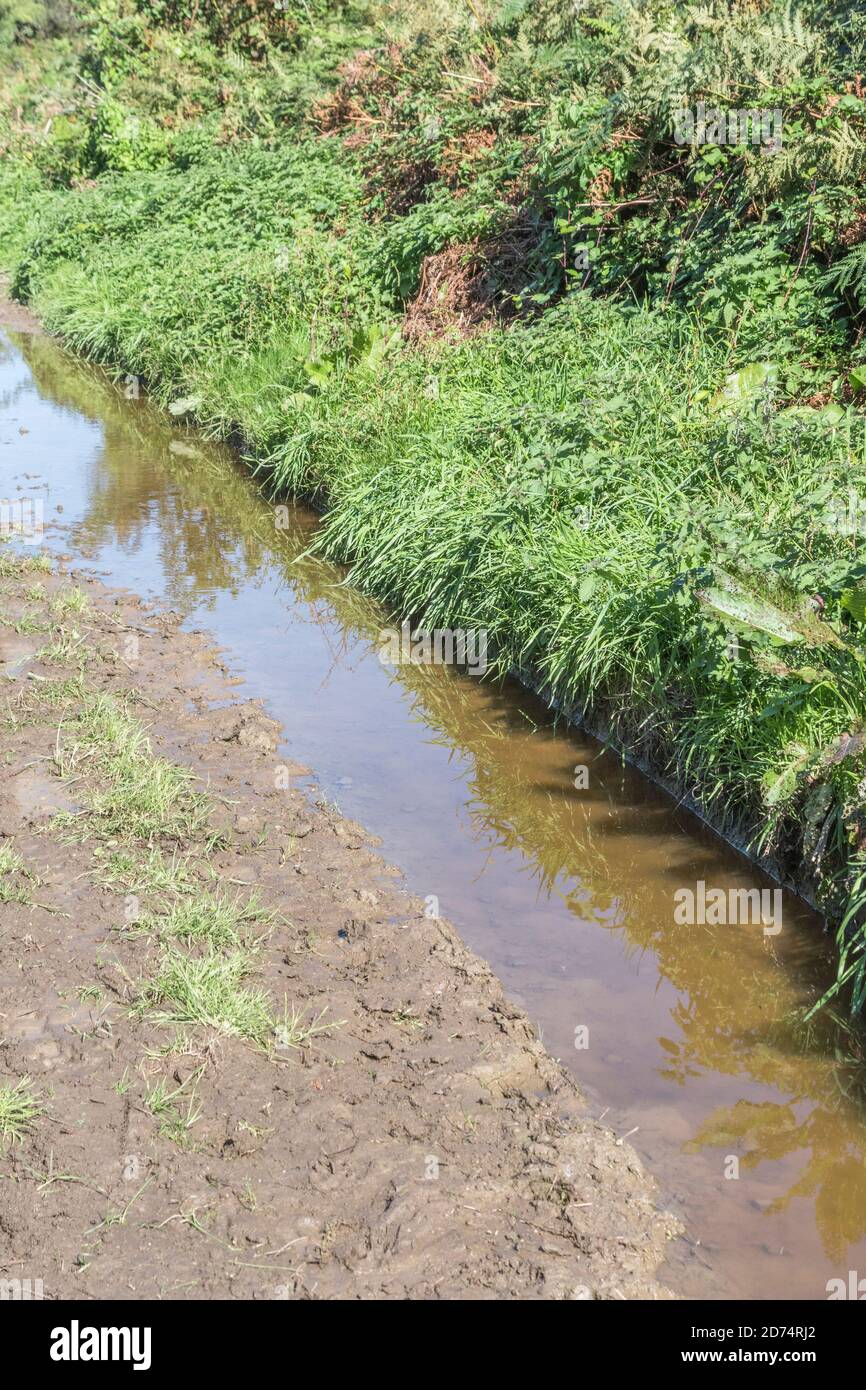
(3, 327), (866, 1301)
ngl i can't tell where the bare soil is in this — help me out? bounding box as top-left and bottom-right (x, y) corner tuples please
(0, 288), (42, 335)
(402, 215), (540, 342)
(0, 555), (678, 1299)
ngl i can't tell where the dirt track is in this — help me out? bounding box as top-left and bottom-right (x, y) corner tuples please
(0, 554), (677, 1299)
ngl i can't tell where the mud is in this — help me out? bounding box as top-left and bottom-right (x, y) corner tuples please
(0, 284), (42, 336)
(0, 559), (677, 1299)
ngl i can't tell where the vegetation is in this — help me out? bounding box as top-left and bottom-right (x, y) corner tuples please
(1, 549), (343, 1174)
(0, 1076), (43, 1145)
(0, 839), (33, 904)
(54, 689), (209, 842)
(4, 1), (866, 1012)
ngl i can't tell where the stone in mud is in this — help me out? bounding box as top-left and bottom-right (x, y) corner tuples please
(471, 1046), (542, 1097)
(284, 811), (314, 838)
(334, 822), (364, 849)
(340, 917), (368, 943)
(211, 700), (281, 752)
(236, 718), (280, 752)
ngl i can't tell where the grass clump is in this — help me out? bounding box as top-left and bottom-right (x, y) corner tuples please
(136, 947), (339, 1053)
(50, 586), (90, 618)
(0, 551), (51, 579)
(0, 1077), (43, 1146)
(3, 609), (49, 635)
(0, 839), (34, 904)
(137, 948), (273, 1045)
(273, 999), (343, 1052)
(143, 1070), (203, 1148)
(89, 845), (195, 897)
(39, 626), (87, 666)
(55, 691), (208, 843)
(134, 890), (275, 949)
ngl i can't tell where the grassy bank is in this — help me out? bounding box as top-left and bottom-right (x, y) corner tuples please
(4, 0), (866, 1013)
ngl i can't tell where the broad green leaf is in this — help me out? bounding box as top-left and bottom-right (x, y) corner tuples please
(697, 586), (805, 644)
(578, 573), (599, 602)
(841, 587), (866, 622)
(696, 572), (843, 647)
(303, 356), (334, 388)
(761, 743), (811, 807)
(710, 361), (779, 410)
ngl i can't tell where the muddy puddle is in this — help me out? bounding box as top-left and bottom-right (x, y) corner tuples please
(2, 327), (866, 1300)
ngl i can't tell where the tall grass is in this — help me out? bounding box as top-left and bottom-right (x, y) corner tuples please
(5, 1), (866, 1013)
(26, 219), (866, 1009)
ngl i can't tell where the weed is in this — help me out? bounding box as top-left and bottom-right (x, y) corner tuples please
(76, 984), (103, 1003)
(0, 1077), (43, 1145)
(54, 691), (209, 842)
(85, 1176), (153, 1234)
(144, 1070), (203, 1148)
(237, 1181), (257, 1213)
(273, 999), (343, 1052)
(39, 627), (87, 665)
(391, 1006), (423, 1030)
(134, 889), (275, 949)
(90, 844), (195, 897)
(137, 948), (273, 1045)
(51, 587), (90, 618)
(5, 611), (49, 634)
(0, 839), (34, 904)
(0, 553), (50, 579)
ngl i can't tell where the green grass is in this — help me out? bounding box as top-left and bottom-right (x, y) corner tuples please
(137, 948), (274, 1045)
(39, 626), (87, 666)
(50, 586), (90, 618)
(0, 1077), (43, 1146)
(54, 691), (209, 843)
(0, 839), (33, 904)
(16, 177), (866, 1017)
(89, 845), (195, 897)
(143, 1070), (203, 1148)
(133, 889), (276, 948)
(0, 551), (51, 579)
(273, 999), (343, 1052)
(136, 946), (340, 1053)
(6, 675), (87, 728)
(2, 609), (50, 634)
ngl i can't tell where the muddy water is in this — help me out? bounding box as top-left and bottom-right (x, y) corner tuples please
(3, 327), (866, 1301)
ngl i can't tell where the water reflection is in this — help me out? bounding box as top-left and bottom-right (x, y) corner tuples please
(6, 326), (866, 1299)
